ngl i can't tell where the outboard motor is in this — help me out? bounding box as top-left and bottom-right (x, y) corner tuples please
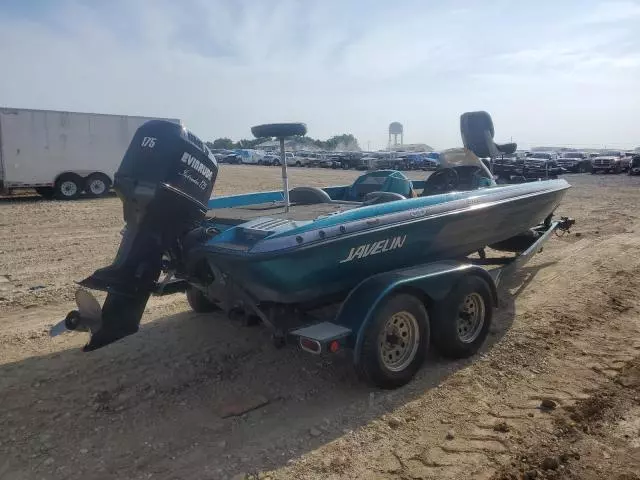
(52, 120), (218, 351)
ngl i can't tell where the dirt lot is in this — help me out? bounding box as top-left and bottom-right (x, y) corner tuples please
(1, 166), (640, 480)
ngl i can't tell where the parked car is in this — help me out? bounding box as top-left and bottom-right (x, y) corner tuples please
(557, 152), (592, 173)
(292, 152), (321, 167)
(421, 152), (440, 170)
(591, 151), (628, 174)
(494, 152), (562, 182)
(234, 149), (267, 165)
(284, 152), (301, 166)
(356, 156), (381, 170)
(307, 155), (334, 168)
(629, 155), (640, 176)
(492, 153), (521, 178)
(395, 153), (435, 171)
(326, 154), (349, 169)
(220, 153), (242, 164)
(335, 152), (363, 170)
(262, 154), (280, 166)
(529, 151), (558, 161)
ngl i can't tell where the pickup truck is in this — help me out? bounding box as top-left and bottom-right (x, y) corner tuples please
(260, 152), (297, 166)
(557, 152), (592, 173)
(591, 151), (629, 174)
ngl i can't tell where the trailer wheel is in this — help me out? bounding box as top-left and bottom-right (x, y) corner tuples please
(186, 286), (218, 313)
(85, 173), (111, 198)
(54, 174), (82, 200)
(431, 275), (492, 359)
(356, 293), (429, 389)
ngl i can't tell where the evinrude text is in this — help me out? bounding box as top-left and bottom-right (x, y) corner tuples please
(180, 152), (214, 180)
(339, 235), (407, 263)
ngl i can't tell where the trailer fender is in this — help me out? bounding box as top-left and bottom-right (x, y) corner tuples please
(334, 261), (497, 366)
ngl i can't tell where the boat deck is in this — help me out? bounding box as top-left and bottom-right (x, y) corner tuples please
(206, 202), (359, 224)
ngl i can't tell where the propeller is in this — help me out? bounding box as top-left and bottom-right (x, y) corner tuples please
(50, 289), (103, 337)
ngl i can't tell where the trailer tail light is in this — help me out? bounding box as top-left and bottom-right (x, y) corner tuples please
(300, 337), (321, 354)
(329, 340), (340, 353)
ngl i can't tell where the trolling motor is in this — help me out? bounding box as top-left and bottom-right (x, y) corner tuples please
(50, 120), (218, 351)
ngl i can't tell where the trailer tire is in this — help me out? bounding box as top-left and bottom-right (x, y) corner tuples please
(431, 275), (492, 359)
(186, 286), (219, 313)
(54, 174), (82, 200)
(85, 173), (111, 198)
(35, 187), (55, 199)
(356, 293), (429, 389)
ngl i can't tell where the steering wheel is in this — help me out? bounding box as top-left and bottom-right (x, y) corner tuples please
(421, 168), (459, 196)
(466, 166), (491, 189)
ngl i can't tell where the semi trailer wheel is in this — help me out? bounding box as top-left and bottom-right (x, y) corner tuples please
(356, 293), (429, 389)
(54, 174), (83, 200)
(431, 275), (493, 359)
(85, 173), (111, 198)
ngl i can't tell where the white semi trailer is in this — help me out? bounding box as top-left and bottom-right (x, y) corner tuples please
(0, 108), (180, 199)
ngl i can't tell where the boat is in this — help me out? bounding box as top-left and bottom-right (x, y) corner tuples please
(52, 111), (573, 388)
(197, 152), (568, 306)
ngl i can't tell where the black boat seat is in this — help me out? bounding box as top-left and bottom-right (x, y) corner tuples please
(460, 111), (517, 158)
(251, 123), (307, 139)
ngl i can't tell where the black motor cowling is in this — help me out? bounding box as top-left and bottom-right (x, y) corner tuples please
(78, 120), (218, 351)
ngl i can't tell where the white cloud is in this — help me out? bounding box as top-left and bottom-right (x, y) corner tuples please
(0, 0), (638, 150)
(576, 0), (640, 24)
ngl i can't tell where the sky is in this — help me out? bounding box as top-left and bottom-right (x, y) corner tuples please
(0, 0), (638, 150)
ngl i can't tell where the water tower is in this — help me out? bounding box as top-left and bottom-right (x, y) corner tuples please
(388, 122), (403, 149)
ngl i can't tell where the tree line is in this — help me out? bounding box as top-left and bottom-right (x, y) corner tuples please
(206, 133), (360, 152)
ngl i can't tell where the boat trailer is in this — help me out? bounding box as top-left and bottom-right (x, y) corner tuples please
(284, 215), (575, 388)
(54, 215), (573, 389)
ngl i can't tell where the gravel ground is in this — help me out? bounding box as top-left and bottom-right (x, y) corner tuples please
(1, 166), (639, 480)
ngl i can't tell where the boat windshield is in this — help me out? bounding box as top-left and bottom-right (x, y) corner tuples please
(437, 148), (493, 176)
(434, 148), (495, 187)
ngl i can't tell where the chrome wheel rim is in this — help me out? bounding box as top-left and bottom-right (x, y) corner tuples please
(379, 311), (420, 372)
(60, 181), (77, 197)
(89, 179), (106, 195)
(457, 292), (485, 343)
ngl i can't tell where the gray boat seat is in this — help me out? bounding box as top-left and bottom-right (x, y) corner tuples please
(346, 170), (413, 202)
(460, 111), (517, 158)
(289, 186), (332, 205)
